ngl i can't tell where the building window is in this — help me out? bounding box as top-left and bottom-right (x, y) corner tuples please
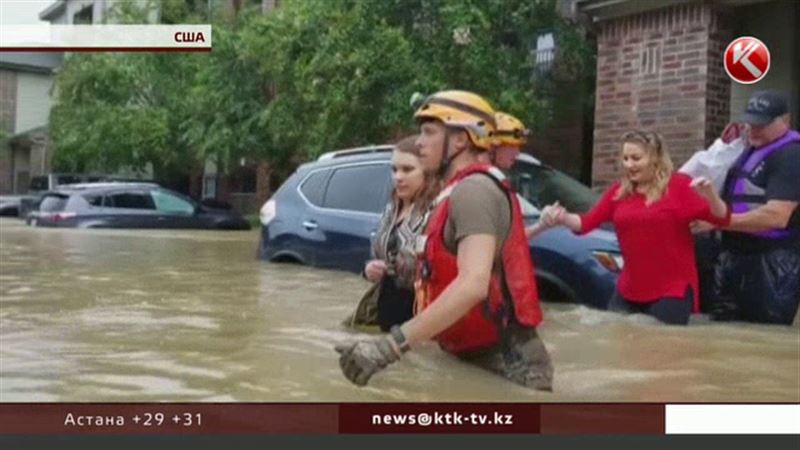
(73, 5), (93, 24)
(640, 44), (661, 76)
(14, 170), (30, 194)
(237, 165), (257, 194)
(202, 175), (217, 199)
(531, 32), (555, 73)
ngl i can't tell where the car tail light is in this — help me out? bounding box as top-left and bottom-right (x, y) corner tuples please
(51, 212), (77, 222)
(592, 251), (624, 273)
(260, 199), (277, 225)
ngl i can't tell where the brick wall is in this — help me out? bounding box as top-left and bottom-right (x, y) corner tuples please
(0, 69), (18, 194)
(591, 3), (733, 190)
(529, 120), (588, 182)
(0, 69), (16, 133)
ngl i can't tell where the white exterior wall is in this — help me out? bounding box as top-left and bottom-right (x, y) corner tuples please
(14, 72), (53, 134)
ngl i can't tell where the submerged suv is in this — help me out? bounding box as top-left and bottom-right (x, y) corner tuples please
(17, 173), (147, 218)
(258, 146), (621, 308)
(26, 183), (250, 230)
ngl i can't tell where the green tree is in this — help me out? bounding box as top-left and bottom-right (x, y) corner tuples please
(49, 1), (273, 183)
(240, 0), (420, 161)
(49, 0), (593, 183)
(182, 16), (276, 175)
(240, 0), (593, 159)
(50, 51), (200, 183)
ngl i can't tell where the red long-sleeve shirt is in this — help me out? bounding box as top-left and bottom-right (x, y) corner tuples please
(579, 173), (731, 311)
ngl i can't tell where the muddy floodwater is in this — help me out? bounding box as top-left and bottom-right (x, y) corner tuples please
(1, 218), (798, 402)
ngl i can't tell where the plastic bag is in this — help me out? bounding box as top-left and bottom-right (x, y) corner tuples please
(341, 281), (381, 333)
(679, 137), (747, 193)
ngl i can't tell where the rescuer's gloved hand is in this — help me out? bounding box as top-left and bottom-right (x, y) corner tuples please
(501, 325), (554, 392)
(335, 336), (400, 386)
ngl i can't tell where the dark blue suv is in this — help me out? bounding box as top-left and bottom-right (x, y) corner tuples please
(258, 146), (621, 309)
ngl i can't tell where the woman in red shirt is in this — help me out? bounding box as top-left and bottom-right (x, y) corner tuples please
(542, 130), (730, 325)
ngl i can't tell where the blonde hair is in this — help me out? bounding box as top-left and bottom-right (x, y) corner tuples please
(614, 130), (673, 205)
(392, 135), (441, 213)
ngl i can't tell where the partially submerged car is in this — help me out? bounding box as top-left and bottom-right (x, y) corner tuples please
(0, 196), (22, 217)
(258, 146), (621, 309)
(17, 173), (152, 218)
(26, 182), (250, 230)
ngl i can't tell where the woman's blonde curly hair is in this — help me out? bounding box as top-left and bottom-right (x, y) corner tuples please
(614, 130), (674, 205)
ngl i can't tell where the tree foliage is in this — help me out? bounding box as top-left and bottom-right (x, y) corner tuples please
(50, 0), (593, 180)
(50, 51), (199, 181)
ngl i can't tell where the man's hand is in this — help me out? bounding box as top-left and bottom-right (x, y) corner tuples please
(721, 122), (742, 144)
(335, 337), (400, 386)
(540, 201), (565, 227)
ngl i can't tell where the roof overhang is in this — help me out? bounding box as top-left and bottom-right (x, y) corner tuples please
(39, 1), (66, 21)
(7, 125), (48, 147)
(561, 0), (773, 24)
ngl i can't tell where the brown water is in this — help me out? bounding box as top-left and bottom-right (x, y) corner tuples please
(1, 218), (798, 402)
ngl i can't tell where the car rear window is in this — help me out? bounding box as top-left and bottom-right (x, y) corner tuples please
(29, 176), (49, 191)
(83, 194), (105, 207)
(323, 164), (390, 213)
(299, 170), (329, 206)
(39, 194), (69, 212)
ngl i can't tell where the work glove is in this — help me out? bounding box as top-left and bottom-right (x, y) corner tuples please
(335, 336), (400, 386)
(501, 325), (554, 392)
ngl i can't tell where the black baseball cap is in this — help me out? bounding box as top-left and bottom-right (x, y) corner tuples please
(741, 90), (789, 126)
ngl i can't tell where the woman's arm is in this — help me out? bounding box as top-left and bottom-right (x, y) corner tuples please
(364, 202), (396, 281)
(572, 184), (617, 234)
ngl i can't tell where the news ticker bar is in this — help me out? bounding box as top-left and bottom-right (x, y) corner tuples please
(0, 404), (798, 434)
(0, 25), (212, 51)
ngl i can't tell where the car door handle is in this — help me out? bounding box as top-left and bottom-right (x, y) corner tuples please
(302, 220), (318, 230)
(370, 230), (377, 238)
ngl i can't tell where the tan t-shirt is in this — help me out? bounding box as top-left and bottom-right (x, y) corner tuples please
(443, 174), (511, 262)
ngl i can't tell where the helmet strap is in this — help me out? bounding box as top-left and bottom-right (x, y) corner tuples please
(439, 128), (468, 178)
(438, 130), (451, 178)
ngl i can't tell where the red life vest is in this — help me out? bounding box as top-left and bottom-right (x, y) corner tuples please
(415, 163), (543, 354)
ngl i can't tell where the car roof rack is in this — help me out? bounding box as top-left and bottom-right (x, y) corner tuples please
(317, 145), (394, 161)
(58, 181), (159, 190)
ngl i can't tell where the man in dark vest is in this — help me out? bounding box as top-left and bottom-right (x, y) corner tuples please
(712, 90), (800, 324)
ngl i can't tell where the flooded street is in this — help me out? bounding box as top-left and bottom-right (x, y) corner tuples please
(1, 218), (798, 402)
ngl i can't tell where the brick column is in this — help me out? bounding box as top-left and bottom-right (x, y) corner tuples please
(591, 3), (733, 190)
(0, 70), (17, 194)
(255, 160), (272, 211)
(188, 162), (204, 200)
(27, 130), (50, 177)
